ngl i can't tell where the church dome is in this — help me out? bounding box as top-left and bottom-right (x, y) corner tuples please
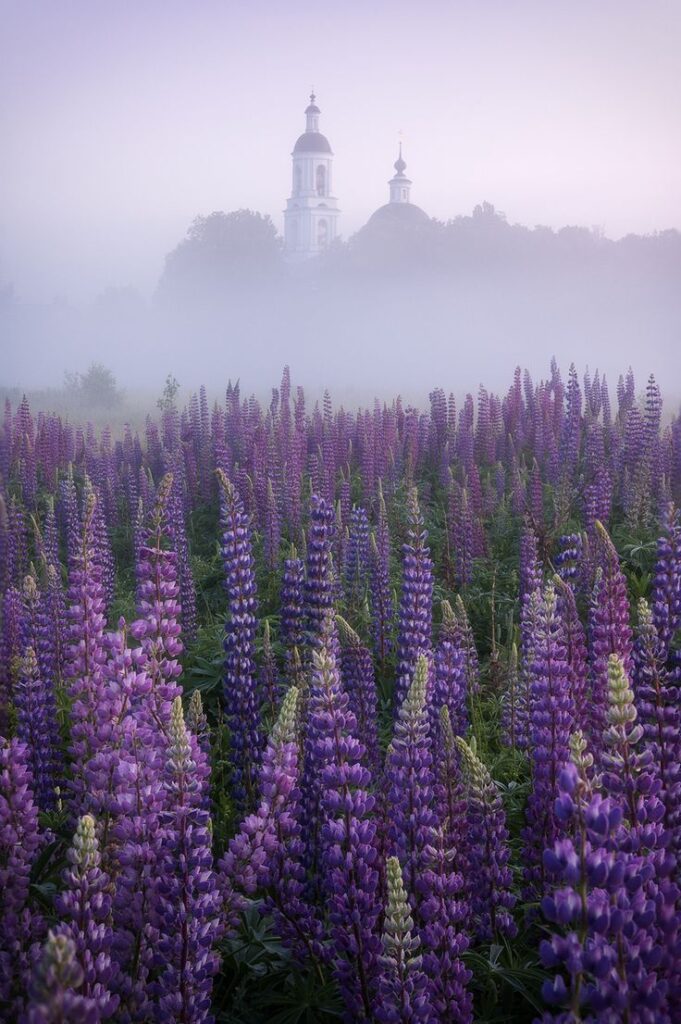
(366, 202), (429, 226)
(293, 131), (332, 154)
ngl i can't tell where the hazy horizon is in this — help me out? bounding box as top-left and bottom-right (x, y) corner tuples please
(2, 0), (681, 304)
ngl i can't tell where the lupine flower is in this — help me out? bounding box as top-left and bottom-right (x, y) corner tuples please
(369, 482), (394, 665)
(554, 575), (588, 733)
(280, 545), (305, 676)
(0, 736), (44, 1013)
(221, 686), (326, 964)
(454, 734), (516, 941)
(129, 473), (183, 725)
(588, 521), (633, 760)
(522, 584), (575, 903)
(218, 469), (261, 809)
(632, 599), (681, 854)
(337, 615), (380, 777)
(25, 931), (95, 1024)
(344, 505), (370, 608)
(65, 489), (108, 815)
(501, 643), (524, 749)
(650, 503), (681, 656)
(14, 645), (59, 810)
(394, 489), (433, 711)
(376, 856), (433, 1023)
(386, 654), (438, 900)
(263, 477), (281, 572)
(303, 494), (337, 649)
(308, 638), (381, 1021)
(154, 698), (221, 1023)
(53, 815), (119, 1019)
(540, 733), (669, 1022)
(431, 629), (468, 753)
(416, 825), (473, 1024)
(258, 619), (280, 719)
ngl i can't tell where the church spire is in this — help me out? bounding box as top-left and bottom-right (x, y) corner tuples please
(305, 90), (320, 132)
(389, 141), (412, 204)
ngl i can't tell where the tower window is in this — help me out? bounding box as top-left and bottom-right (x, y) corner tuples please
(294, 166), (302, 195)
(317, 218), (328, 248)
(316, 164), (326, 196)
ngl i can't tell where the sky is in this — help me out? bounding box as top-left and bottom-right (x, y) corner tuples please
(1, 0), (680, 303)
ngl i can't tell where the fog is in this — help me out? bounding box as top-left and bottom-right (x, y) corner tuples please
(1, 1), (680, 407)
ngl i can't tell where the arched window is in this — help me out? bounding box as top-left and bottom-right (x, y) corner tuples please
(288, 219), (298, 248)
(317, 218), (328, 248)
(316, 164), (326, 196)
(294, 166), (302, 195)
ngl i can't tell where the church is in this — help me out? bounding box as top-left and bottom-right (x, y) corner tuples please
(283, 93), (428, 261)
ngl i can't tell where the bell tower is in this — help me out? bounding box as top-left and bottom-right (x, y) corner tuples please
(284, 93), (340, 260)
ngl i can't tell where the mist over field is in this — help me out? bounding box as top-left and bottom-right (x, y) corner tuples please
(2, 1), (680, 411)
(2, 214), (680, 409)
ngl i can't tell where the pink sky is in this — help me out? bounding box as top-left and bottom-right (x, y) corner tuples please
(2, 0), (680, 302)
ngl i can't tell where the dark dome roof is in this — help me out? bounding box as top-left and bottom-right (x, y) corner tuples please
(293, 131), (332, 154)
(366, 202), (429, 227)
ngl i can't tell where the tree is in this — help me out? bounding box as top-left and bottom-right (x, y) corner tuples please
(157, 210), (282, 301)
(64, 363), (122, 409)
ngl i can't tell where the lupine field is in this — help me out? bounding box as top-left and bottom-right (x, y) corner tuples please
(1, 361), (681, 1024)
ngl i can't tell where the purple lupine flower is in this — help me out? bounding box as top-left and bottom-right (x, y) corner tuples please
(186, 688), (210, 759)
(303, 494), (336, 649)
(65, 489), (108, 815)
(167, 474), (198, 646)
(5, 495), (29, 588)
(259, 619), (281, 718)
(448, 482), (475, 589)
(220, 686), (326, 964)
(263, 477), (281, 572)
(129, 473), (183, 727)
(553, 532), (582, 587)
(281, 544), (305, 660)
(0, 736), (44, 1013)
(40, 562), (68, 692)
(337, 615), (380, 777)
(154, 698), (221, 1024)
(394, 489), (433, 711)
(0, 585), (23, 733)
(434, 707), (469, 888)
(87, 479), (115, 613)
(104, 657), (165, 1021)
(218, 469), (261, 809)
(554, 575), (588, 735)
(540, 733), (669, 1022)
(369, 483), (394, 665)
(650, 503), (681, 656)
(25, 931), (97, 1024)
(386, 654), (439, 900)
(632, 599), (681, 855)
(588, 521), (633, 760)
(14, 645), (59, 810)
(309, 638), (381, 1022)
(430, 626), (468, 753)
(521, 584), (575, 903)
(448, 596), (480, 699)
(501, 642), (524, 749)
(344, 505), (370, 608)
(376, 856), (433, 1023)
(416, 826), (473, 1023)
(454, 732), (516, 941)
(598, 652), (678, 999)
(53, 815), (119, 1019)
